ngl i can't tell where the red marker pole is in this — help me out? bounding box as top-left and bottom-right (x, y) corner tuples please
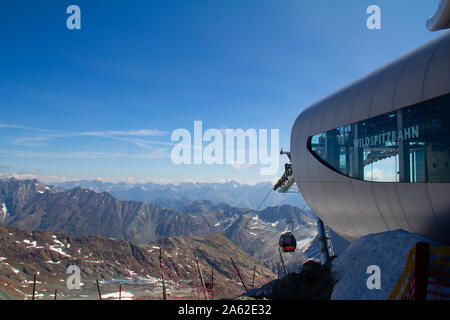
(230, 257), (248, 292)
(194, 252), (208, 300)
(252, 266), (256, 289)
(211, 267), (214, 300)
(159, 247), (167, 300)
(32, 274), (37, 300)
(96, 280), (102, 300)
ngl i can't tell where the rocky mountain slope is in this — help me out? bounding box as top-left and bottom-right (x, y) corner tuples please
(225, 205), (318, 273)
(0, 178), (244, 243)
(0, 224), (275, 300)
(0, 178), (347, 273)
(241, 260), (336, 300)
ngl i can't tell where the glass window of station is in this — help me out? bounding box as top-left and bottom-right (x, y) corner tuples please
(308, 94), (450, 183)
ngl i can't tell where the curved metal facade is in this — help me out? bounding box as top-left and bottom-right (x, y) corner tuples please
(290, 31), (450, 244)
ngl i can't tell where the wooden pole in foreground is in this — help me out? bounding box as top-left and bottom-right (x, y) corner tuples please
(32, 274), (37, 300)
(252, 266), (256, 289)
(119, 284), (122, 301)
(159, 247), (168, 300)
(54, 289), (57, 300)
(194, 252), (209, 300)
(278, 247), (287, 278)
(230, 257), (248, 292)
(96, 280), (102, 300)
(211, 267), (214, 300)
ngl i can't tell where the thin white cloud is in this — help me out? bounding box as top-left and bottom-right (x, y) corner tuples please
(11, 128), (170, 148)
(1, 124), (172, 160)
(79, 129), (168, 137)
(112, 137), (175, 150)
(1, 149), (169, 160)
(230, 161), (253, 171)
(0, 124), (50, 132)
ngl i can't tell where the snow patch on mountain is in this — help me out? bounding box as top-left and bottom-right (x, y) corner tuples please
(102, 291), (134, 300)
(0, 203), (7, 223)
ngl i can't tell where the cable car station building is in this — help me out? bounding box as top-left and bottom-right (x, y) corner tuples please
(290, 30), (450, 245)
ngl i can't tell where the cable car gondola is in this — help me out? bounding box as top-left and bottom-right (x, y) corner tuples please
(279, 220), (297, 252)
(279, 231), (297, 252)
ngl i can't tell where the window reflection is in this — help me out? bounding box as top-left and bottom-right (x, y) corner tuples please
(308, 94), (450, 183)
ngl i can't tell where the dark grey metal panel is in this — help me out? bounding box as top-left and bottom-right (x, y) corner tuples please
(351, 73), (383, 122)
(426, 1), (450, 31)
(394, 43), (437, 110)
(426, 183), (450, 244)
(370, 183), (410, 231)
(308, 182), (341, 230)
(334, 229), (359, 242)
(423, 34), (450, 101)
(316, 158), (356, 234)
(304, 102), (324, 138)
(334, 181), (368, 237)
(395, 184), (444, 241)
(299, 181), (355, 239)
(299, 107), (315, 139)
(311, 182), (334, 223)
(369, 60), (408, 117)
(334, 84), (363, 130)
(291, 116), (303, 145)
(293, 137), (310, 182)
(290, 137), (300, 168)
(331, 168), (349, 184)
(316, 152), (334, 184)
(310, 101), (329, 138)
(296, 181), (313, 211)
(305, 141), (319, 183)
(320, 181), (357, 236)
(321, 92), (345, 133)
(351, 180), (389, 233)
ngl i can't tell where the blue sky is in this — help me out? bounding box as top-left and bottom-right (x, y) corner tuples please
(0, 0), (445, 184)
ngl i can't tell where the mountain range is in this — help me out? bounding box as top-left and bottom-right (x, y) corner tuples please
(0, 178), (349, 275)
(53, 180), (307, 210)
